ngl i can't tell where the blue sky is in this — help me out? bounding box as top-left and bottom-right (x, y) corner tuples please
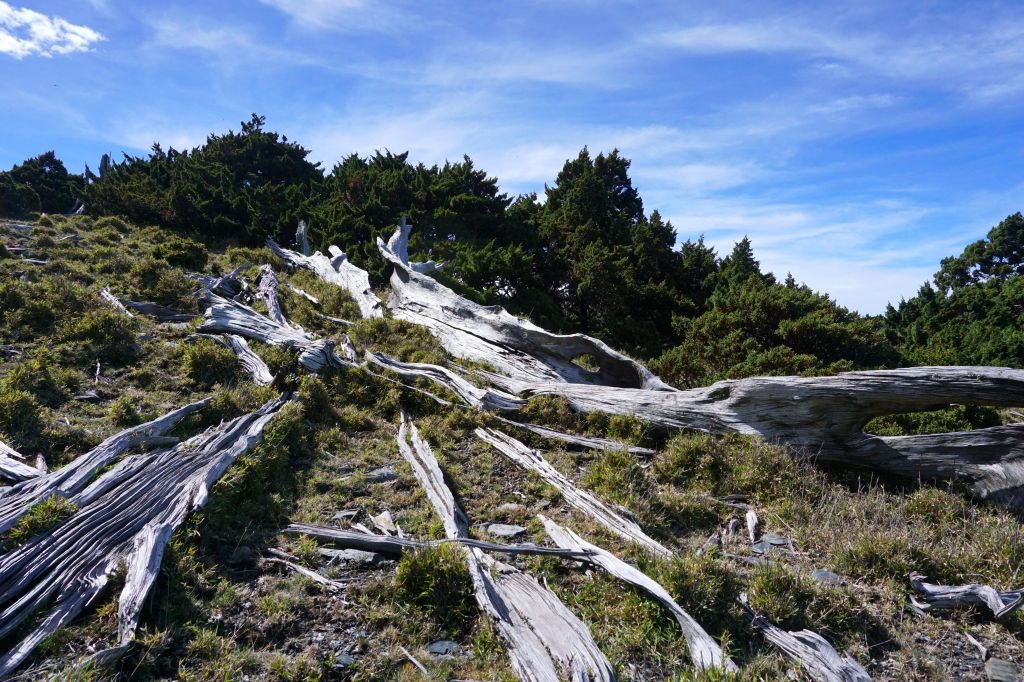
(1, 1), (1022, 314)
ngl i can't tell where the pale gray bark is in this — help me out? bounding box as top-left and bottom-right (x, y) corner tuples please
(189, 333), (274, 385)
(198, 291), (353, 373)
(122, 300), (195, 323)
(99, 288), (134, 317)
(909, 573), (1024, 619)
(295, 219), (310, 257)
(283, 522), (592, 560)
(494, 417), (655, 456)
(486, 367), (1024, 506)
(397, 416), (614, 682)
(0, 398), (211, 535)
(541, 515), (734, 672)
(0, 396), (287, 677)
(366, 351), (523, 411)
(267, 238), (383, 319)
(740, 594), (871, 682)
(0, 441), (41, 483)
(475, 427), (671, 558)
(378, 231), (670, 391)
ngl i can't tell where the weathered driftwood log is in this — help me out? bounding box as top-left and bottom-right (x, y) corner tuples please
(909, 573), (1024, 619)
(378, 227), (670, 390)
(0, 398), (211, 535)
(198, 291), (352, 373)
(295, 219), (310, 257)
(284, 523), (591, 560)
(0, 396), (287, 677)
(0, 440), (41, 483)
(366, 351), (523, 412)
(387, 217), (442, 274)
(194, 264), (246, 299)
(267, 238), (383, 319)
(541, 515), (734, 672)
(255, 265), (293, 329)
(286, 283), (319, 305)
(486, 367), (1024, 506)
(739, 594), (871, 682)
(189, 334), (274, 385)
(476, 427), (671, 558)
(397, 416), (614, 681)
(494, 417), (655, 456)
(99, 288), (134, 317)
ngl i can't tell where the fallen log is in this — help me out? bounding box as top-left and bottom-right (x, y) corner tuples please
(189, 334), (274, 385)
(0, 441), (41, 483)
(739, 594), (871, 682)
(267, 238), (383, 319)
(198, 291), (352, 373)
(99, 288), (133, 317)
(366, 351), (523, 412)
(486, 367), (1024, 506)
(541, 515), (734, 672)
(255, 265), (293, 328)
(0, 395), (287, 677)
(387, 217), (442, 274)
(0, 398), (211, 535)
(377, 226), (670, 390)
(194, 264), (246, 299)
(909, 573), (1023, 620)
(476, 427), (671, 558)
(284, 523), (591, 560)
(397, 415), (614, 681)
(494, 417), (655, 456)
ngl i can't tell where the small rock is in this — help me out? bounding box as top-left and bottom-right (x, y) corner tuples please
(366, 465), (397, 483)
(486, 523), (527, 539)
(762, 532), (789, 546)
(371, 510), (398, 534)
(228, 545), (256, 567)
(319, 547), (387, 567)
(498, 502), (523, 512)
(73, 391), (102, 402)
(811, 568), (847, 586)
(427, 640), (461, 656)
(986, 658), (1020, 682)
(332, 652), (355, 668)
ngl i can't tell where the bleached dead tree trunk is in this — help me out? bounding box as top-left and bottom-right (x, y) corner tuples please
(378, 225), (670, 390)
(267, 237), (383, 319)
(486, 367), (1024, 506)
(0, 396), (287, 677)
(397, 415), (614, 682)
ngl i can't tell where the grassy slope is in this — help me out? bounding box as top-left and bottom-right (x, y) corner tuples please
(0, 215), (1021, 681)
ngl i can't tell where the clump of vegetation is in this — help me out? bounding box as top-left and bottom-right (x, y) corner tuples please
(0, 388), (42, 448)
(746, 564), (871, 646)
(394, 545), (477, 635)
(155, 235), (208, 269)
(60, 309), (137, 363)
(181, 338), (240, 388)
(1, 495), (77, 549)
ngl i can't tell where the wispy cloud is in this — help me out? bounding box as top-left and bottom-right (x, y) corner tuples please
(256, 0), (407, 33)
(649, 15), (1024, 98)
(0, 2), (104, 59)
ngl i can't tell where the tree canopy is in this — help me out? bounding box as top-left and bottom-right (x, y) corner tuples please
(4, 116), (1017, 387)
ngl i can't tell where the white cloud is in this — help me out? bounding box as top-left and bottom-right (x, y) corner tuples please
(0, 2), (104, 59)
(256, 0), (404, 32)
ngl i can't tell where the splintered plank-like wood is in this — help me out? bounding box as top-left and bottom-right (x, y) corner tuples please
(540, 515), (734, 672)
(397, 415), (614, 681)
(740, 594), (871, 682)
(377, 224), (670, 391)
(0, 395), (287, 677)
(475, 427), (671, 558)
(267, 238), (382, 319)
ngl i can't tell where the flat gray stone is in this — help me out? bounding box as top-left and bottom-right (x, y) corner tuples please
(486, 523), (527, 539)
(427, 640), (461, 656)
(812, 568), (847, 585)
(986, 658), (1020, 682)
(319, 547), (387, 567)
(366, 465), (397, 483)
